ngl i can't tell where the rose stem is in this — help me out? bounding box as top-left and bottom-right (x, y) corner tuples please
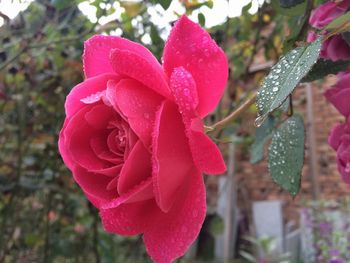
(206, 92), (257, 133)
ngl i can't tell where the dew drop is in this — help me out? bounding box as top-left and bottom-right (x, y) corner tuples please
(254, 114), (268, 127)
(143, 113), (150, 119)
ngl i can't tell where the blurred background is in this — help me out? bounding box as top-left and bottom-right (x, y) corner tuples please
(1, 0), (350, 262)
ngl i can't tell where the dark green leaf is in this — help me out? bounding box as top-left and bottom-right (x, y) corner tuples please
(280, 0), (305, 8)
(150, 24), (163, 46)
(271, 0), (307, 16)
(302, 59), (350, 82)
(268, 115), (305, 196)
(342, 31), (350, 44)
(250, 116), (276, 164)
(198, 13), (205, 27)
(157, 0), (172, 10)
(52, 0), (72, 10)
(255, 37), (322, 126)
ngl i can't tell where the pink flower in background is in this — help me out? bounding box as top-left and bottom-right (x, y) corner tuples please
(325, 70), (350, 117)
(328, 119), (350, 185)
(309, 0), (350, 29)
(309, 0), (350, 61)
(58, 16), (227, 263)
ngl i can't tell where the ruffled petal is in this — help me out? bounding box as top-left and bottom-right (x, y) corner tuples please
(170, 67), (226, 174)
(102, 178), (154, 209)
(114, 79), (164, 146)
(143, 168), (206, 263)
(65, 106), (112, 171)
(83, 35), (160, 78)
(110, 48), (171, 98)
(73, 166), (116, 206)
(163, 16), (228, 117)
(118, 140), (152, 195)
(65, 73), (120, 118)
(152, 100), (193, 212)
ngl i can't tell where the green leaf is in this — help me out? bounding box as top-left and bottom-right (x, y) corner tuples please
(255, 37), (322, 126)
(157, 0), (172, 10)
(271, 0), (307, 16)
(250, 116), (276, 164)
(325, 11), (350, 32)
(268, 115), (305, 196)
(150, 24), (163, 46)
(25, 233), (40, 247)
(302, 59), (350, 82)
(52, 0), (72, 10)
(283, 14), (308, 53)
(198, 13), (205, 27)
(279, 0), (305, 8)
(209, 214), (225, 236)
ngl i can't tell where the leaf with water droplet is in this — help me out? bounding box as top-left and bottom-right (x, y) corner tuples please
(251, 116), (276, 164)
(268, 115), (304, 196)
(256, 37), (322, 124)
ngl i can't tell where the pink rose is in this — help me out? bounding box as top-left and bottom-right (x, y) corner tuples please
(309, 0), (350, 29)
(325, 70), (350, 117)
(58, 16), (227, 263)
(328, 118), (350, 184)
(309, 0), (350, 61)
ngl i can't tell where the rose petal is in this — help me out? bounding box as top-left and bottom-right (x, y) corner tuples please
(90, 136), (122, 164)
(328, 123), (346, 150)
(102, 177), (154, 209)
(170, 67), (226, 174)
(152, 100), (193, 212)
(118, 140), (152, 195)
(163, 16), (228, 117)
(100, 198), (158, 236)
(336, 70), (350, 89)
(325, 86), (350, 117)
(115, 79), (164, 147)
(58, 119), (75, 171)
(84, 104), (115, 129)
(73, 166), (116, 205)
(143, 168), (206, 263)
(322, 35), (350, 62)
(309, 1), (344, 29)
(65, 73), (120, 118)
(83, 35), (160, 78)
(110, 48), (171, 98)
(189, 130), (226, 174)
(90, 165), (123, 177)
(65, 106), (112, 171)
